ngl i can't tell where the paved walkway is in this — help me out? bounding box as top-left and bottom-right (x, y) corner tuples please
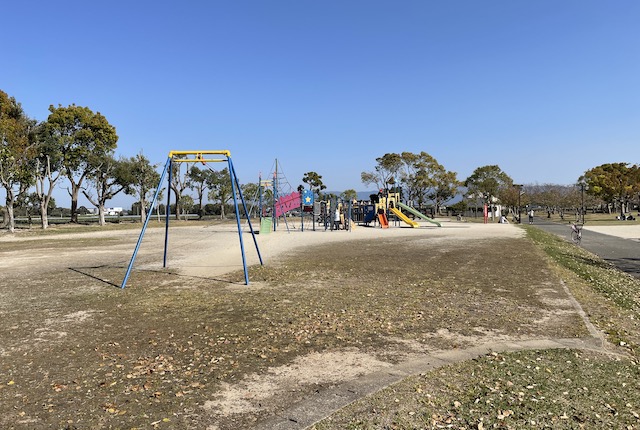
(526, 215), (640, 279)
(256, 337), (608, 429)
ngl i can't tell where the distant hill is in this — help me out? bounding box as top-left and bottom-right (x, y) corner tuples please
(357, 191), (377, 200)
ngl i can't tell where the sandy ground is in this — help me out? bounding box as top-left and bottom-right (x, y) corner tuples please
(176, 219), (526, 279)
(2, 219), (637, 281)
(179, 220), (640, 279)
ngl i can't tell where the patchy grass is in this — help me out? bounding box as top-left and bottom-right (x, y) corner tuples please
(0, 224), (636, 429)
(524, 225), (640, 353)
(313, 349), (640, 429)
(313, 226), (640, 429)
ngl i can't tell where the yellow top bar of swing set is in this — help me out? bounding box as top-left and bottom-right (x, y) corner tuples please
(168, 150), (231, 163)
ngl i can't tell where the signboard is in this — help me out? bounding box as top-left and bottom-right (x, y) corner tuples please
(275, 192), (301, 217)
(302, 190), (314, 206)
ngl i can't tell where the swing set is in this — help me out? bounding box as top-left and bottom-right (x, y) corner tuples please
(120, 150), (262, 289)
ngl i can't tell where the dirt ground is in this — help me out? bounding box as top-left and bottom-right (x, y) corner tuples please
(0, 219), (615, 429)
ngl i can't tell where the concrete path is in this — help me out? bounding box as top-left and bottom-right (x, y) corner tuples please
(526, 215), (640, 279)
(255, 337), (611, 430)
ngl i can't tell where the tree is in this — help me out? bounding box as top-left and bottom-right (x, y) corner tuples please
(397, 152), (437, 206)
(428, 169), (461, 214)
(341, 189), (358, 202)
(33, 124), (64, 229)
(361, 153), (403, 192)
(582, 163), (640, 218)
(207, 168), (232, 219)
(14, 192), (40, 225)
(241, 182), (260, 214)
(120, 152), (161, 223)
(82, 154), (132, 225)
(187, 166), (215, 219)
(178, 195), (194, 220)
(302, 171), (327, 199)
(170, 157), (191, 219)
(0, 90), (36, 232)
(464, 165), (513, 219)
(43, 104), (118, 223)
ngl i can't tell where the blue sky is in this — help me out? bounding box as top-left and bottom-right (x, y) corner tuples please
(3, 1), (639, 208)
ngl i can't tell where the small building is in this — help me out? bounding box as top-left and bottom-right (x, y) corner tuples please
(105, 207), (123, 216)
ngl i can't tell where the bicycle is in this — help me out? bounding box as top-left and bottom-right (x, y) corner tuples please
(570, 222), (582, 245)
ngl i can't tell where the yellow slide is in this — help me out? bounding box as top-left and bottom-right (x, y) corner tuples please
(390, 207), (419, 228)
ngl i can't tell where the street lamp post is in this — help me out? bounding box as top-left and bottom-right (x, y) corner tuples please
(581, 182), (585, 224)
(514, 184), (523, 223)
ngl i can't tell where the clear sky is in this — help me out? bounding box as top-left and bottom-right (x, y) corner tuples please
(3, 1), (639, 208)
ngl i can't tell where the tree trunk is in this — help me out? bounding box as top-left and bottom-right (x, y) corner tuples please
(5, 190), (16, 233)
(6, 204), (15, 233)
(0, 205), (7, 229)
(39, 200), (50, 229)
(139, 200), (147, 223)
(70, 183), (80, 223)
(98, 204), (106, 225)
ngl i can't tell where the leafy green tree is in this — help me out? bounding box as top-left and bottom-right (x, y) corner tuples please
(398, 152), (437, 206)
(187, 166), (215, 219)
(154, 193), (166, 221)
(0, 90), (36, 232)
(361, 153), (403, 192)
(170, 156), (191, 219)
(14, 192), (39, 223)
(302, 171), (326, 199)
(241, 182), (260, 212)
(43, 104), (118, 222)
(178, 195), (194, 220)
(428, 169), (461, 214)
(203, 203), (216, 216)
(260, 187), (275, 215)
(341, 189), (358, 202)
(464, 165), (513, 219)
(0, 205), (6, 228)
(582, 163), (640, 218)
(120, 152), (161, 222)
(207, 168), (232, 219)
(82, 154), (132, 225)
(33, 127), (64, 229)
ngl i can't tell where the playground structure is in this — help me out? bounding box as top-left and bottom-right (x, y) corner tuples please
(256, 159), (352, 233)
(352, 191), (442, 229)
(312, 198), (352, 231)
(397, 202), (442, 227)
(120, 150), (262, 288)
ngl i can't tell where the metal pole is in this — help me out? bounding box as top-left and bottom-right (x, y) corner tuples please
(230, 158), (263, 266)
(272, 170), (277, 232)
(163, 158), (173, 267)
(121, 156), (171, 289)
(228, 157), (250, 285)
(517, 185), (522, 224)
(581, 183), (585, 224)
(258, 174), (262, 223)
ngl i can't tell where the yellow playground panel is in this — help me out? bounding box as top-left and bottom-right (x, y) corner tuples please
(168, 150), (231, 163)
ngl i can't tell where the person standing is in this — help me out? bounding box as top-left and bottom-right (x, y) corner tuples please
(528, 209), (535, 224)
